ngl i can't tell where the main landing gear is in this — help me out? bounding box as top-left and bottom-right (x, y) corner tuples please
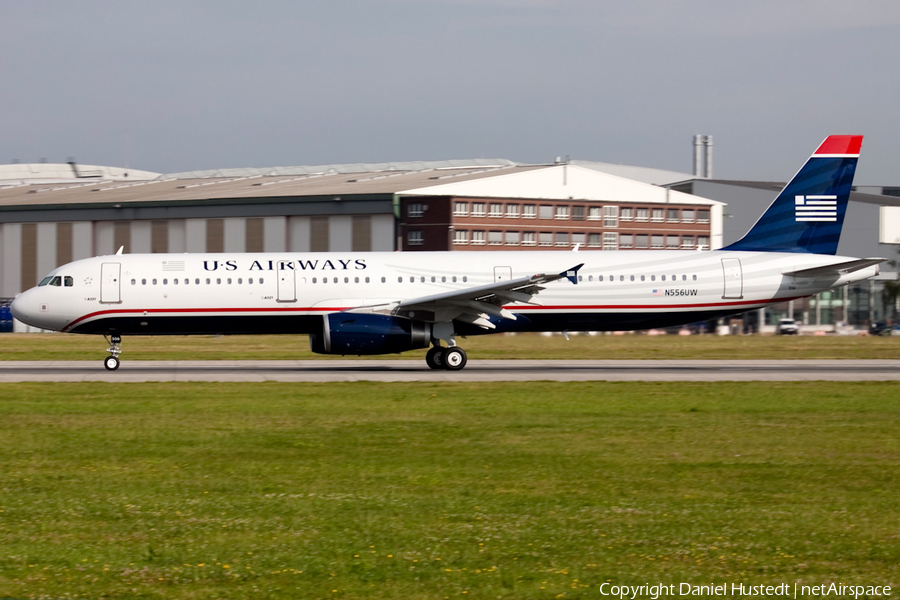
(104, 333), (122, 371)
(425, 345), (468, 371)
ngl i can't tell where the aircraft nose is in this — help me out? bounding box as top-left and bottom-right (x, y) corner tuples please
(10, 291), (40, 328)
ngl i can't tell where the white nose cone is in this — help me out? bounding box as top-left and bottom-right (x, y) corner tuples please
(10, 291), (43, 330)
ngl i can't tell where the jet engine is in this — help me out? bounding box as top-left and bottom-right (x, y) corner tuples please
(309, 313), (431, 355)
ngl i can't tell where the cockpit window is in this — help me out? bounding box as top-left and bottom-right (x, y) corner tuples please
(48, 276), (62, 287)
(64, 276), (74, 287)
(39, 277), (53, 286)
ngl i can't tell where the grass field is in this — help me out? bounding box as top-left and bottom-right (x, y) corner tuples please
(2, 332), (900, 361)
(1, 382), (898, 599)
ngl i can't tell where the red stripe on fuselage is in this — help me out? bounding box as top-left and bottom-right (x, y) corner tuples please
(62, 296), (802, 332)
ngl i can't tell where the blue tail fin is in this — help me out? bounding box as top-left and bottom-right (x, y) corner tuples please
(722, 135), (862, 254)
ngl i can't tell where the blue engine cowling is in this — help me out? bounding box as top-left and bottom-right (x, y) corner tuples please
(310, 313), (431, 355)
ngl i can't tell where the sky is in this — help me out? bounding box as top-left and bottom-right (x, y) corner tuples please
(3, 0), (900, 183)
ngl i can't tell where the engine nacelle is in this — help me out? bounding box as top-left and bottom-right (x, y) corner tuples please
(310, 313), (431, 355)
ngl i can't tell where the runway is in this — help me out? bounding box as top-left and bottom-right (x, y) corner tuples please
(2, 359), (899, 382)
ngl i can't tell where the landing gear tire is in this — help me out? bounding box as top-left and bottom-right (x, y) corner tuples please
(104, 355), (120, 371)
(443, 347), (467, 371)
(426, 346), (445, 370)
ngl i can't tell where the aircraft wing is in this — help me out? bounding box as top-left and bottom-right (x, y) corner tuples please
(783, 258), (886, 278)
(349, 263), (583, 329)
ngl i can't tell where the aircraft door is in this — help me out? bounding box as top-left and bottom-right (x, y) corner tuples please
(494, 266), (512, 283)
(277, 262), (296, 302)
(100, 262), (122, 304)
(721, 258), (743, 299)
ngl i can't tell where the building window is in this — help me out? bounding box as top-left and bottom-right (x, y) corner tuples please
(539, 205), (554, 219)
(698, 209), (710, 223)
(505, 231), (520, 245)
(555, 206), (569, 220)
(667, 208), (680, 223)
(619, 234), (634, 248)
(571, 232), (585, 247)
(635, 234), (649, 248)
(471, 230), (486, 245)
(488, 231), (503, 245)
(506, 204), (520, 218)
(523, 204), (536, 219)
(603, 205), (619, 228)
(651, 234), (664, 248)
(472, 203), (486, 217)
(681, 235), (694, 249)
(555, 232), (568, 246)
(453, 201), (469, 216)
(620, 207), (634, 221)
(603, 232), (618, 250)
(572, 206), (585, 221)
(489, 203), (503, 218)
(666, 235), (680, 249)
(453, 230), (468, 245)
(522, 231), (536, 246)
(408, 230), (423, 246)
(588, 206), (602, 221)
(538, 232), (553, 246)
(588, 233), (601, 247)
(635, 208), (649, 222)
(651, 209), (665, 222)
(408, 203), (425, 218)
(697, 235), (709, 249)
(682, 209), (695, 223)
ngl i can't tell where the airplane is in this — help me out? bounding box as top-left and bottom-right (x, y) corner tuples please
(10, 135), (885, 371)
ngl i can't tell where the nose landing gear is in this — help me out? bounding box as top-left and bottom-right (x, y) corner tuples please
(104, 334), (122, 371)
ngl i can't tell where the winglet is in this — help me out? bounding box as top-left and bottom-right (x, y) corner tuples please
(563, 263), (583, 284)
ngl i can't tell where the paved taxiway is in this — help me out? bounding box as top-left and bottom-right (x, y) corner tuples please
(2, 360), (899, 382)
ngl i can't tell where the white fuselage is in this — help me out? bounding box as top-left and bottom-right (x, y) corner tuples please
(11, 250), (877, 336)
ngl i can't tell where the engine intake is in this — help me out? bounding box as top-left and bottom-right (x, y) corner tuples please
(310, 313), (431, 355)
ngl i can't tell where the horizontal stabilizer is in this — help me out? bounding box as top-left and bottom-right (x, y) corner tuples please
(783, 258), (886, 278)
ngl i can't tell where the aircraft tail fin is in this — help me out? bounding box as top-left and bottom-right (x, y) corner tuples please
(721, 135), (862, 255)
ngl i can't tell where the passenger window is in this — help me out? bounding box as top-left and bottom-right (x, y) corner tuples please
(206, 278), (210, 284)
(640, 275), (645, 281)
(196, 278), (200, 284)
(216, 278), (221, 284)
(131, 279), (136, 285)
(409, 277), (414, 283)
(441, 276), (446, 283)
(344, 277), (349, 283)
(152, 279), (158, 285)
(463, 276), (467, 282)
(333, 277), (338, 284)
(64, 276), (74, 287)
(598, 275), (603, 282)
(249, 278), (254, 284)
(173, 279), (178, 285)
(163, 278), (168, 285)
(227, 278), (232, 284)
(354, 277), (359, 283)
(142, 279), (147, 285)
(259, 278), (264, 284)
(452, 276), (457, 283)
(312, 277), (317, 283)
(365, 277), (370, 283)
(237, 278), (242, 284)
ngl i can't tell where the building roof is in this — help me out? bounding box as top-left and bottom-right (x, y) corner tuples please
(0, 163), (159, 185)
(0, 160), (720, 212)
